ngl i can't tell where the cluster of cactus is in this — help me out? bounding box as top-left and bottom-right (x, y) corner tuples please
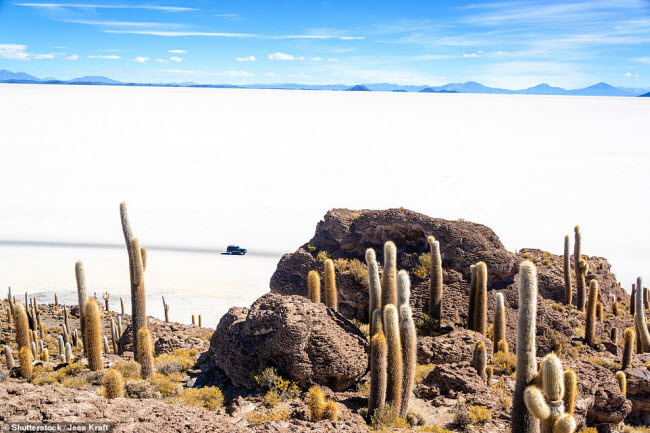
(367, 242), (417, 419)
(467, 261), (488, 335)
(304, 258), (337, 311)
(523, 354), (577, 433)
(306, 386), (338, 421)
(427, 235), (444, 329)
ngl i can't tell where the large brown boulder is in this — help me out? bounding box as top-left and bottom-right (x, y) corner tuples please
(626, 363), (650, 425)
(199, 293), (369, 391)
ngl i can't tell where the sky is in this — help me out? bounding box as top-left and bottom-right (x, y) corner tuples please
(1, 0), (650, 88)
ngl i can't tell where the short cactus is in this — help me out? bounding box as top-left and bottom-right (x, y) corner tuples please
(563, 235), (572, 305)
(367, 248), (382, 337)
(486, 365), (493, 384)
(18, 346), (33, 380)
(383, 304), (402, 411)
(103, 292), (110, 312)
(381, 241), (397, 307)
(13, 302), (30, 350)
(512, 260), (539, 433)
(397, 270), (410, 310)
(615, 371), (626, 395)
(58, 335), (65, 361)
(563, 369), (576, 415)
(41, 347), (49, 363)
(4, 345), (15, 369)
(473, 341), (487, 381)
(307, 386), (326, 421)
(323, 400), (338, 421)
(137, 327), (155, 379)
(323, 259), (338, 311)
(610, 327), (618, 345)
(84, 298), (103, 371)
(494, 292), (507, 351)
(65, 342), (73, 363)
(102, 369), (125, 399)
(428, 236), (443, 328)
(634, 276), (650, 352)
(307, 270), (321, 304)
(103, 336), (111, 354)
(622, 327), (635, 370)
(474, 261), (488, 335)
(467, 264), (477, 330)
(585, 279), (598, 347)
(399, 304), (416, 417)
(368, 331), (387, 417)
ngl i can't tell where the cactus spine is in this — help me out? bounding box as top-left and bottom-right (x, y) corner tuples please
(428, 236), (443, 328)
(102, 369), (125, 399)
(397, 270), (410, 310)
(381, 241), (397, 307)
(84, 298), (103, 371)
(585, 280), (598, 347)
(307, 270), (321, 304)
(367, 248), (382, 337)
(13, 302), (30, 351)
(383, 304), (402, 410)
(130, 237), (147, 361)
(138, 327), (155, 379)
(494, 292), (507, 351)
(474, 261), (488, 335)
(634, 276), (650, 352)
(615, 371), (626, 395)
(512, 260), (539, 433)
(18, 346), (33, 380)
(622, 327), (635, 370)
(563, 235), (572, 305)
(467, 264), (477, 330)
(473, 341), (487, 381)
(399, 304), (416, 417)
(4, 345), (15, 369)
(368, 331), (387, 417)
(323, 259), (338, 311)
(574, 226), (585, 311)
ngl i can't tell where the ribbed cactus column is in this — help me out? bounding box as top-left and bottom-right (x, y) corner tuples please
(467, 264), (477, 330)
(307, 270), (321, 304)
(622, 328), (634, 370)
(512, 260), (540, 433)
(574, 226), (585, 311)
(397, 270), (410, 310)
(367, 248), (382, 337)
(138, 327), (155, 378)
(129, 238), (147, 361)
(399, 304), (416, 417)
(368, 331), (387, 417)
(383, 304), (402, 411)
(634, 276), (650, 352)
(381, 241), (397, 307)
(473, 341), (487, 381)
(631, 284), (636, 317)
(494, 292), (506, 350)
(563, 369), (576, 417)
(585, 280), (598, 347)
(83, 298), (103, 371)
(474, 262), (488, 335)
(563, 235), (572, 305)
(13, 302), (30, 351)
(323, 259), (338, 311)
(75, 261), (88, 351)
(615, 371), (626, 395)
(428, 236), (443, 328)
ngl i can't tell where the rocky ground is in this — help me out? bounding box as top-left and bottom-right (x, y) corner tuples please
(2, 208), (650, 432)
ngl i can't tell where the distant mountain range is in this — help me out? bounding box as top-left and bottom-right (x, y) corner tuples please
(1, 69), (649, 97)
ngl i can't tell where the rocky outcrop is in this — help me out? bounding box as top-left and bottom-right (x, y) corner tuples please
(118, 316), (211, 357)
(0, 382), (247, 433)
(626, 362), (650, 425)
(199, 293), (369, 391)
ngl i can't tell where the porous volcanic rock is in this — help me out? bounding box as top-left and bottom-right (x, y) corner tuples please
(199, 293), (369, 391)
(118, 316), (211, 356)
(625, 362), (650, 425)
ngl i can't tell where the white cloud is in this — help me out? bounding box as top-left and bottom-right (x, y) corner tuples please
(310, 57), (323, 61)
(66, 20), (183, 28)
(632, 57), (650, 64)
(0, 44), (30, 60)
(327, 58), (339, 62)
(67, 54), (79, 60)
(17, 3), (198, 12)
(169, 56), (183, 62)
(236, 55), (256, 62)
(87, 55), (121, 59)
(462, 53), (480, 57)
(625, 72), (632, 77)
(135, 56), (150, 63)
(154, 59), (167, 63)
(33, 53), (55, 59)
(103, 30), (363, 40)
(265, 72), (277, 77)
(169, 49), (186, 53)
(221, 70), (254, 77)
(268, 52), (296, 61)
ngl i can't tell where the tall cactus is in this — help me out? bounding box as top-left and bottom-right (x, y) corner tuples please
(634, 276), (650, 352)
(622, 327), (634, 370)
(524, 354), (576, 433)
(397, 270), (410, 310)
(610, 327), (618, 345)
(494, 292), (507, 350)
(137, 327), (155, 379)
(474, 261), (488, 335)
(383, 304), (402, 410)
(574, 226), (585, 311)
(473, 341), (487, 381)
(130, 237), (147, 361)
(585, 280), (599, 347)
(399, 304), (416, 417)
(307, 270), (321, 304)
(75, 260), (88, 351)
(467, 264), (477, 330)
(563, 369), (577, 416)
(368, 331), (387, 417)
(512, 260), (539, 433)
(428, 236), (443, 328)
(323, 259), (338, 311)
(367, 248), (382, 337)
(631, 284), (636, 317)
(13, 302), (30, 350)
(381, 241), (397, 307)
(84, 298), (103, 371)
(563, 235), (572, 305)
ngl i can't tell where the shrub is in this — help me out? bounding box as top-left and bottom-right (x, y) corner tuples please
(406, 409), (425, 426)
(246, 409), (290, 425)
(147, 373), (182, 397)
(61, 377), (91, 388)
(173, 387), (224, 411)
(623, 427), (650, 433)
(347, 259), (369, 287)
(333, 258), (349, 273)
(253, 367), (299, 401)
(418, 426), (453, 433)
(316, 251), (330, 262)
(468, 405), (492, 425)
(113, 360), (142, 380)
(370, 404), (409, 429)
(585, 357), (621, 372)
(125, 379), (161, 399)
(453, 397), (470, 428)
(352, 319), (369, 338)
(415, 363), (436, 384)
(64, 362), (85, 376)
(263, 389), (281, 406)
(413, 253), (432, 279)
(492, 350), (516, 375)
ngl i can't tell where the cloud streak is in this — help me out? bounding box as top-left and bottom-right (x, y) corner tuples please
(16, 3), (198, 11)
(103, 30), (364, 40)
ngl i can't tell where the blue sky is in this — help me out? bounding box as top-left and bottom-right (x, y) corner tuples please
(1, 0), (650, 88)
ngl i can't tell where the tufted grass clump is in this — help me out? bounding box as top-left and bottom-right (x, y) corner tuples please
(415, 363), (436, 384)
(246, 408), (291, 425)
(453, 397), (470, 428)
(172, 387), (224, 411)
(585, 357), (621, 372)
(113, 360), (142, 380)
(146, 372), (182, 397)
(418, 426), (454, 433)
(253, 367), (300, 401)
(352, 319), (369, 338)
(316, 251), (330, 262)
(468, 405), (492, 425)
(492, 350), (516, 375)
(413, 252), (432, 279)
(347, 258), (369, 287)
(623, 427), (650, 433)
(370, 404), (409, 429)
(155, 348), (198, 374)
